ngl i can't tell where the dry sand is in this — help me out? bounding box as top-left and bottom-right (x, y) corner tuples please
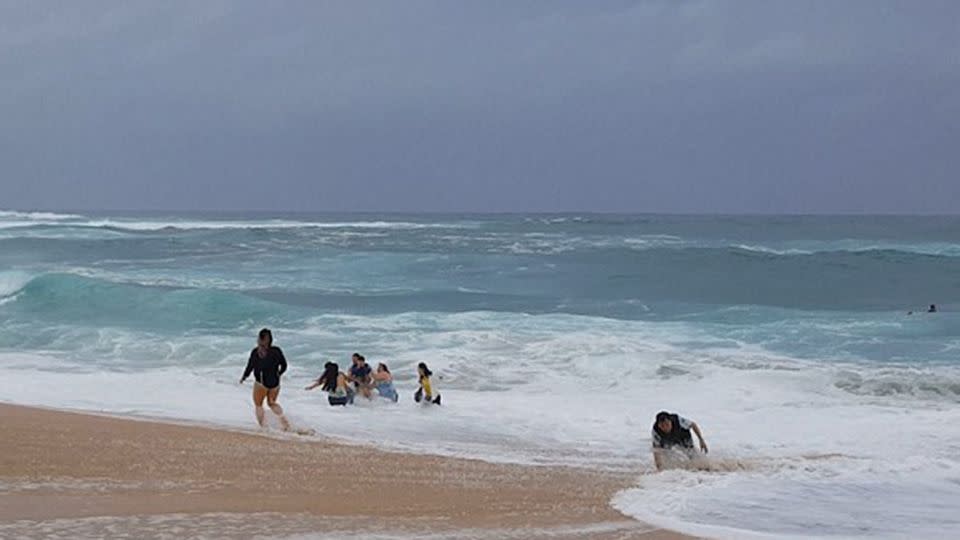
(0, 404), (693, 539)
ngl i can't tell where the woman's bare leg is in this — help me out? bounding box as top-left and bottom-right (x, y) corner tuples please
(267, 386), (291, 431)
(252, 383), (268, 427)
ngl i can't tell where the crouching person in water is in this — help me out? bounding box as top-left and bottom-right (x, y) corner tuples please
(414, 362), (441, 405)
(652, 411), (708, 471)
(306, 362), (353, 406)
(240, 328), (291, 430)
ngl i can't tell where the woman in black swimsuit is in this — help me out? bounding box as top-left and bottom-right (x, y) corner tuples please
(240, 328), (291, 430)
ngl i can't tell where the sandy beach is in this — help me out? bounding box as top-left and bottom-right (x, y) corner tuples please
(0, 404), (690, 539)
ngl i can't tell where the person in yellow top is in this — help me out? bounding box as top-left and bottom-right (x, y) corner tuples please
(414, 362), (441, 405)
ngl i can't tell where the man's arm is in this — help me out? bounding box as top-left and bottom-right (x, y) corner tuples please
(653, 449), (664, 471)
(690, 422), (708, 453)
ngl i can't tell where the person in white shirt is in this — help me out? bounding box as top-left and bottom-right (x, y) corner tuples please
(651, 411), (708, 471)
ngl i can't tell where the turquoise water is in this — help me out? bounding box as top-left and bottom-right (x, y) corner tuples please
(3, 212), (959, 360)
(1, 210), (959, 538)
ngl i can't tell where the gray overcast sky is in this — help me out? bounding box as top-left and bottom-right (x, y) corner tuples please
(1, 1), (958, 213)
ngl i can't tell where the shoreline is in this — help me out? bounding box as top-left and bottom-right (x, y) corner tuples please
(0, 403), (692, 539)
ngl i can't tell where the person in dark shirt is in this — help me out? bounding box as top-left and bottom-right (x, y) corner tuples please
(651, 411), (708, 471)
(346, 353), (373, 399)
(240, 328), (290, 430)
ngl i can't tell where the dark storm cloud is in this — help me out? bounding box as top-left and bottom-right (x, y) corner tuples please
(2, 1), (958, 213)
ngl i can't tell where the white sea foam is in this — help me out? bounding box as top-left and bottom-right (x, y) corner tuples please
(0, 270), (33, 299)
(2, 211), (959, 259)
(613, 460), (960, 539)
(0, 210), (83, 221)
(734, 244), (814, 256)
(2, 311), (959, 538)
(78, 219), (464, 231)
(735, 241), (960, 257)
(0, 211), (468, 233)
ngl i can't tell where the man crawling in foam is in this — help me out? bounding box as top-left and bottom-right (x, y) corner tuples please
(651, 410), (709, 471)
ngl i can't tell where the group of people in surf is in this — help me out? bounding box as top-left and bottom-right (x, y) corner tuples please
(239, 329), (442, 428)
(303, 353), (439, 407)
(240, 328), (705, 471)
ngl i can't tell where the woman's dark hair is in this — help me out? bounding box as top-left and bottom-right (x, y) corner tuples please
(258, 328), (273, 344)
(378, 363), (390, 374)
(319, 362), (339, 392)
(418, 362), (432, 378)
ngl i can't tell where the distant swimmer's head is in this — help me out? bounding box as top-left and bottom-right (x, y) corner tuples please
(929, 304), (938, 312)
(655, 411), (674, 433)
(258, 328), (273, 347)
(377, 363), (390, 374)
(418, 362), (432, 378)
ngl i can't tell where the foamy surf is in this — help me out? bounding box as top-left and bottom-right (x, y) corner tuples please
(2, 212), (959, 538)
(0, 210), (83, 221)
(613, 455), (960, 539)
(3, 209), (960, 257)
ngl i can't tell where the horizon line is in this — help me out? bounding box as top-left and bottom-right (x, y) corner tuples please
(4, 207), (960, 218)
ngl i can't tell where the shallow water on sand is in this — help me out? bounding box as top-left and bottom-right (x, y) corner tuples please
(1, 211), (959, 538)
(0, 513), (657, 540)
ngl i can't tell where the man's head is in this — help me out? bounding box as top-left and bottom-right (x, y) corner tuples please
(351, 353), (361, 365)
(257, 328), (273, 348)
(655, 411), (673, 433)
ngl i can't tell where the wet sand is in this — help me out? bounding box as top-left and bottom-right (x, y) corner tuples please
(0, 404), (693, 539)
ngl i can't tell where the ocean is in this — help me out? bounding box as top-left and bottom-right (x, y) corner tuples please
(1, 210), (958, 539)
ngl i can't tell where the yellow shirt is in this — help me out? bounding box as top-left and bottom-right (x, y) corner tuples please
(420, 375), (434, 398)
